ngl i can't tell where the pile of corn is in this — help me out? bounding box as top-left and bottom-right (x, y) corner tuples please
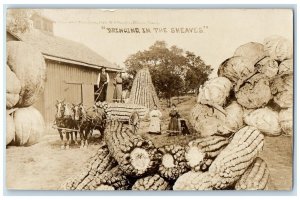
(62, 122), (269, 190)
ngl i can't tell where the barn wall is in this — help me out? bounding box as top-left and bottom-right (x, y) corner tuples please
(38, 59), (117, 125)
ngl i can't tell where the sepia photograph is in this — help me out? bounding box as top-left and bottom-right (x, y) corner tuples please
(5, 8), (294, 191)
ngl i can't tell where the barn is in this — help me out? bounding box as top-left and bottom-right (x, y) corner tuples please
(7, 18), (121, 126)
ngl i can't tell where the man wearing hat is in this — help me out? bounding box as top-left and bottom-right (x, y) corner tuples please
(97, 68), (110, 102)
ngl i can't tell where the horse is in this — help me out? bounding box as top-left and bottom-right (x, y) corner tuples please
(76, 104), (107, 148)
(54, 100), (76, 149)
(71, 103), (83, 145)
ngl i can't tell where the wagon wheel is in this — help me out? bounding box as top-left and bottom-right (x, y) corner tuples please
(129, 112), (140, 134)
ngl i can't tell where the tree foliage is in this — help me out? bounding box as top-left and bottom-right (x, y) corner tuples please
(6, 9), (39, 33)
(124, 41), (212, 104)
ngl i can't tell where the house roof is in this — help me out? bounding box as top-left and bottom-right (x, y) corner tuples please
(8, 29), (120, 71)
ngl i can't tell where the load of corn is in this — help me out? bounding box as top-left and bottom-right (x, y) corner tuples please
(61, 35), (293, 191)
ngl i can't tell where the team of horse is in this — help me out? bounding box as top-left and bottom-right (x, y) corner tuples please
(54, 100), (106, 149)
(54, 100), (139, 150)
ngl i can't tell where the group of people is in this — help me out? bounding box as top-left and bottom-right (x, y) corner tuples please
(148, 104), (182, 136)
(97, 68), (123, 103)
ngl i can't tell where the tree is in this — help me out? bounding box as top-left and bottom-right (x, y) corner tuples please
(184, 51), (213, 94)
(6, 9), (39, 33)
(124, 41), (212, 106)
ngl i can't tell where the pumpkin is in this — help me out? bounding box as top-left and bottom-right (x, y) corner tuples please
(197, 77), (232, 112)
(14, 106), (45, 146)
(244, 107), (281, 136)
(278, 59), (293, 75)
(236, 74), (272, 109)
(6, 64), (21, 109)
(6, 111), (15, 145)
(263, 36), (293, 62)
(234, 42), (266, 64)
(278, 108), (293, 136)
(255, 57), (279, 79)
(7, 41), (46, 107)
(218, 56), (256, 91)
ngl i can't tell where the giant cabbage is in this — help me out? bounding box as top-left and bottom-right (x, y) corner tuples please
(218, 56), (256, 91)
(270, 73), (293, 108)
(278, 108), (293, 136)
(234, 42), (265, 64)
(197, 77), (232, 113)
(236, 74), (272, 109)
(263, 36), (293, 62)
(255, 57), (278, 79)
(278, 59), (293, 75)
(244, 107), (281, 136)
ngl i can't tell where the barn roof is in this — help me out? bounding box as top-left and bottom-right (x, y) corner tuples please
(8, 29), (120, 71)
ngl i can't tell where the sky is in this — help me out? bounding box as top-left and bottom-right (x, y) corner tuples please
(41, 9), (293, 75)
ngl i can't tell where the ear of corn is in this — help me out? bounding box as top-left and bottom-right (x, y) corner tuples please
(209, 126), (264, 189)
(132, 174), (170, 190)
(60, 143), (117, 190)
(173, 171), (213, 190)
(235, 157), (270, 190)
(185, 136), (229, 172)
(158, 145), (188, 180)
(128, 68), (160, 110)
(88, 166), (131, 190)
(104, 120), (161, 177)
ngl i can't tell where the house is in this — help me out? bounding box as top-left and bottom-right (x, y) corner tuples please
(7, 15), (122, 125)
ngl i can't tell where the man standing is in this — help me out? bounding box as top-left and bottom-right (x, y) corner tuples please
(97, 68), (110, 102)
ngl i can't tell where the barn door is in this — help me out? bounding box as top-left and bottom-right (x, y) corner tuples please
(82, 84), (95, 107)
(64, 83), (82, 104)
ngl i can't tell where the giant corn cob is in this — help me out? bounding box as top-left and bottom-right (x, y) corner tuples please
(158, 145), (188, 181)
(87, 166), (131, 190)
(61, 143), (116, 190)
(128, 68), (160, 109)
(132, 174), (170, 190)
(235, 157), (270, 190)
(209, 126), (264, 189)
(185, 136), (229, 172)
(173, 171), (213, 190)
(96, 102), (149, 120)
(104, 120), (161, 177)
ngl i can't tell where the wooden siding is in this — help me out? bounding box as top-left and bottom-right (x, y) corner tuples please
(35, 59), (117, 124)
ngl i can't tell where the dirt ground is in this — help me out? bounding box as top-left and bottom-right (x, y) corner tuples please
(6, 96), (293, 190)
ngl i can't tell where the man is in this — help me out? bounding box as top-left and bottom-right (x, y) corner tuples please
(97, 68), (110, 102)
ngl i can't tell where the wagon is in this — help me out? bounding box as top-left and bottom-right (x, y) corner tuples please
(95, 101), (149, 133)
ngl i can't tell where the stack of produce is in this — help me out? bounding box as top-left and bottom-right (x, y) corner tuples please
(62, 123), (269, 191)
(6, 41), (46, 146)
(191, 35), (293, 137)
(96, 102), (149, 120)
(128, 67), (160, 109)
(173, 126), (266, 190)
